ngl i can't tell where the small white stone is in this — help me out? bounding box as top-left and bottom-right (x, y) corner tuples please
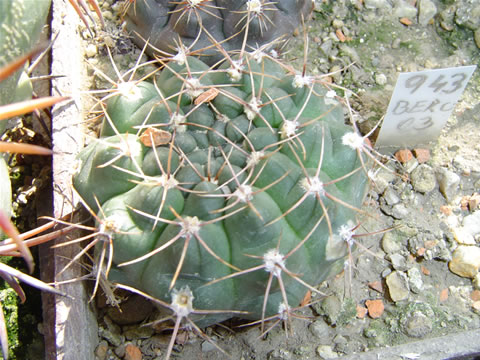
(436, 167), (460, 203)
(85, 43), (98, 58)
(418, 0), (437, 26)
(386, 270), (410, 302)
(316, 345), (339, 359)
(375, 73), (387, 86)
(449, 245), (480, 278)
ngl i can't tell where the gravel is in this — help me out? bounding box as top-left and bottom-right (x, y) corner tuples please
(84, 0), (480, 359)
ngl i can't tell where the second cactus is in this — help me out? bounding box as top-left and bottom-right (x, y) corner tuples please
(73, 49), (369, 326)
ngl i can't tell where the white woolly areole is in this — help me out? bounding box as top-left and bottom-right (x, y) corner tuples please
(158, 174), (178, 189)
(172, 47), (187, 65)
(293, 74), (314, 88)
(117, 81), (142, 101)
(247, 151), (264, 168)
(233, 184), (253, 203)
(244, 97), (262, 120)
(278, 302), (291, 320)
(324, 89), (338, 105)
(98, 216), (119, 241)
(171, 112), (187, 132)
(325, 89), (336, 99)
(119, 134), (143, 158)
(247, 0), (262, 13)
(338, 223), (355, 246)
(301, 176), (325, 197)
(227, 60), (244, 81)
(171, 286), (194, 317)
(342, 132), (364, 150)
(251, 48), (267, 63)
(187, 0), (204, 7)
(280, 119), (299, 139)
(180, 216), (201, 237)
(185, 77), (203, 98)
(263, 249), (285, 277)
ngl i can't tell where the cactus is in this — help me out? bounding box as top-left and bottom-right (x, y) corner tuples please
(73, 43), (371, 329)
(124, 0), (314, 65)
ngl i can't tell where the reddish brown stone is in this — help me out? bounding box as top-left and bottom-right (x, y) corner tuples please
(125, 344), (142, 360)
(400, 17), (413, 26)
(366, 299), (384, 318)
(395, 149), (413, 163)
(440, 288), (449, 302)
(413, 148), (430, 163)
(368, 281), (384, 293)
(356, 305), (368, 319)
(421, 265), (430, 276)
(471, 290), (480, 302)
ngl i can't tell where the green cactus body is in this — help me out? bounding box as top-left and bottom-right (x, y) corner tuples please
(73, 52), (369, 325)
(124, 0), (314, 66)
(0, 0), (51, 133)
(0, 0), (51, 226)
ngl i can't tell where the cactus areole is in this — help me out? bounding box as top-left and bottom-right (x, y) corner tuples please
(73, 51), (369, 326)
(124, 0), (314, 65)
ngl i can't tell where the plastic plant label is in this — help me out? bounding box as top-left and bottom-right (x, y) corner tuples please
(375, 65), (476, 150)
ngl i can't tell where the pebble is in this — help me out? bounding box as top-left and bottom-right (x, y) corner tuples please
(202, 340), (218, 353)
(100, 317), (124, 347)
(410, 164), (436, 193)
(375, 73), (387, 85)
(404, 158), (419, 173)
(372, 167), (397, 194)
(95, 340), (109, 360)
(114, 344), (126, 358)
(455, 3), (480, 30)
(85, 43), (98, 58)
(356, 305), (368, 319)
(332, 19), (344, 29)
(452, 211), (480, 245)
(316, 345), (339, 359)
(365, 299), (384, 318)
(404, 311), (433, 338)
(417, 0), (437, 26)
(364, 0), (390, 10)
(471, 290), (480, 302)
(393, 0), (418, 19)
(392, 203), (409, 219)
(449, 245), (480, 278)
(382, 232), (404, 254)
(407, 267), (424, 294)
(386, 270), (410, 302)
(368, 281), (384, 293)
(383, 187), (400, 206)
(395, 149), (413, 163)
(475, 29), (480, 49)
(389, 253), (410, 271)
(439, 5), (455, 30)
(412, 148), (430, 163)
(309, 319), (331, 339)
(124, 343), (142, 360)
(436, 167), (460, 203)
(440, 288), (449, 302)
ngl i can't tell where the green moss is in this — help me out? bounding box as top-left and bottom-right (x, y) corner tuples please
(337, 297), (357, 326)
(0, 286), (20, 359)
